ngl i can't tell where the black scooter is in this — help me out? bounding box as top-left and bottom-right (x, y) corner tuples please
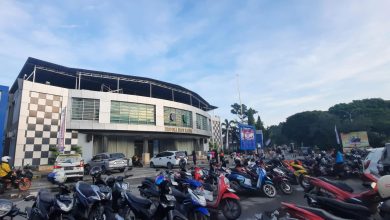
(26, 184), (75, 220)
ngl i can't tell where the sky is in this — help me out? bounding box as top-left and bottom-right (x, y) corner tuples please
(1, 0), (390, 126)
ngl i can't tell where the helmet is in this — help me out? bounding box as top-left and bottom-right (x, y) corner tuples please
(377, 175), (390, 199)
(90, 166), (103, 178)
(47, 170), (67, 184)
(2, 156), (10, 163)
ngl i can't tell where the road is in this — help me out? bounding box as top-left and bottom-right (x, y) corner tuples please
(3, 167), (371, 220)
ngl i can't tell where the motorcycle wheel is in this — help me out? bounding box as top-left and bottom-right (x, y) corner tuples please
(18, 178), (31, 191)
(279, 181), (293, 195)
(262, 184), (276, 198)
(298, 174), (311, 190)
(88, 208), (106, 220)
(221, 198), (242, 220)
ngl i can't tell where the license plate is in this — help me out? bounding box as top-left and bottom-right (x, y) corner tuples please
(64, 167), (74, 170)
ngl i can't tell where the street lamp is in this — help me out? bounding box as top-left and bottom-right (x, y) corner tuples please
(337, 109), (359, 123)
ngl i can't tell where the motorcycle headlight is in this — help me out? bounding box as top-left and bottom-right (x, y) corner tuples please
(371, 182), (377, 189)
(120, 182), (129, 190)
(0, 201), (12, 217)
(223, 177), (230, 187)
(56, 199), (73, 212)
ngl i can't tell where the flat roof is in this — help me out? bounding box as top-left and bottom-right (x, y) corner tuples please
(10, 57), (217, 111)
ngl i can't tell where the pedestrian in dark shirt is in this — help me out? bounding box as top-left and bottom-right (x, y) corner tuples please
(192, 150), (197, 165)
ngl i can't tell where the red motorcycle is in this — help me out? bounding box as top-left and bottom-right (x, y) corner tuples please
(281, 202), (344, 220)
(305, 175), (380, 208)
(207, 174), (241, 220)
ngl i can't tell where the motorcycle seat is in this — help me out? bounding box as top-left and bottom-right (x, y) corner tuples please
(140, 187), (160, 198)
(76, 182), (97, 198)
(38, 189), (54, 203)
(298, 205), (352, 220)
(126, 192), (152, 209)
(318, 177), (354, 193)
(171, 188), (187, 201)
(314, 196), (371, 217)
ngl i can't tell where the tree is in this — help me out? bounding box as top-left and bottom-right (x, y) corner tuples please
(255, 115), (265, 131)
(222, 119), (235, 151)
(231, 103), (248, 122)
(247, 108), (258, 126)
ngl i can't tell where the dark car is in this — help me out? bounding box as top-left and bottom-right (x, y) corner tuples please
(86, 152), (132, 173)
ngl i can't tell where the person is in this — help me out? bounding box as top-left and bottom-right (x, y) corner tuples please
(334, 148), (344, 178)
(213, 149), (219, 164)
(207, 151), (211, 161)
(0, 156), (17, 188)
(219, 151), (224, 162)
(192, 150), (197, 166)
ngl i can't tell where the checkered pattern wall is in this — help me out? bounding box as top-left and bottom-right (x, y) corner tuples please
(211, 120), (222, 147)
(23, 91), (78, 166)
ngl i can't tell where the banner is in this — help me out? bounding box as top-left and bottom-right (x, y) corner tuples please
(0, 86), (9, 158)
(57, 107), (67, 153)
(239, 124), (256, 150)
(340, 131), (369, 148)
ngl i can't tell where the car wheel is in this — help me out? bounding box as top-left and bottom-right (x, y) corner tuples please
(150, 162), (155, 168)
(167, 162), (173, 170)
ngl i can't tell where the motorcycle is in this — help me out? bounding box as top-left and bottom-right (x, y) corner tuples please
(304, 175), (381, 209)
(0, 198), (29, 220)
(73, 166), (116, 220)
(289, 160), (309, 189)
(26, 184), (75, 220)
(266, 166), (293, 195)
(206, 174), (241, 220)
(280, 202), (349, 220)
(132, 156), (143, 168)
(140, 171), (210, 219)
(305, 194), (372, 220)
(125, 175), (188, 220)
(228, 164), (276, 198)
(0, 170), (32, 194)
(377, 175), (390, 219)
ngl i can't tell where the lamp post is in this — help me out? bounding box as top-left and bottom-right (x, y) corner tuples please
(338, 110), (358, 123)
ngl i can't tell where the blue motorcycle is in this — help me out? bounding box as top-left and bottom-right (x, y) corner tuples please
(227, 165), (277, 198)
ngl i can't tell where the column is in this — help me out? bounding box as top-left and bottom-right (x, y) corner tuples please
(142, 139), (150, 165)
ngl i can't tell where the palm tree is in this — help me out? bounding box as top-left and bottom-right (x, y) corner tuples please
(222, 119), (235, 151)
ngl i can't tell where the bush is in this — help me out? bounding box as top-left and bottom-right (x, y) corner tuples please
(71, 145), (82, 155)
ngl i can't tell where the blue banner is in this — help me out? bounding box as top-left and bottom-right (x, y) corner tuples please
(0, 85), (9, 158)
(239, 124), (256, 150)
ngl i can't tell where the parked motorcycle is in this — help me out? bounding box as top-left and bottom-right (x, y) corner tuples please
(377, 175), (390, 219)
(26, 184), (75, 220)
(0, 169), (32, 194)
(125, 175), (188, 219)
(73, 166), (116, 220)
(304, 175), (381, 209)
(228, 164), (276, 198)
(266, 166), (293, 195)
(0, 198), (29, 220)
(206, 174), (241, 220)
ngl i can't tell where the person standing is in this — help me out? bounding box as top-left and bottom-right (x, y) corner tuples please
(334, 148), (344, 178)
(192, 150), (197, 166)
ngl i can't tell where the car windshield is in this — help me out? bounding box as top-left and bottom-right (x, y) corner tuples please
(110, 153), (125, 159)
(175, 152), (186, 157)
(56, 155), (81, 163)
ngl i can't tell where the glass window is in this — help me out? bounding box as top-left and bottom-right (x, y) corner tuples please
(110, 101), (155, 125)
(164, 107), (192, 128)
(71, 98), (100, 121)
(196, 114), (209, 130)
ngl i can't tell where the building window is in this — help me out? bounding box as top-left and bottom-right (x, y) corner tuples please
(71, 98), (100, 121)
(196, 113), (209, 130)
(164, 107), (192, 128)
(110, 101), (155, 125)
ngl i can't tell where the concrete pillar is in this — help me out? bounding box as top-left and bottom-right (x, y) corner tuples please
(103, 136), (108, 152)
(142, 139), (150, 164)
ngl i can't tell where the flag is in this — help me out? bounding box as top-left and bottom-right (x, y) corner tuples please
(57, 107), (67, 153)
(335, 125), (340, 145)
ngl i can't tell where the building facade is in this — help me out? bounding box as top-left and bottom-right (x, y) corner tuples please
(7, 58), (217, 166)
(210, 115), (222, 148)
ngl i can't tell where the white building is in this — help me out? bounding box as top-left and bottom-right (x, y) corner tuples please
(6, 58), (218, 166)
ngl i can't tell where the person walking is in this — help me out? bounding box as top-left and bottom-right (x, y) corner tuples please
(192, 150), (197, 166)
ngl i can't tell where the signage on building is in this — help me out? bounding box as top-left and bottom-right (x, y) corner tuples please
(165, 126), (192, 133)
(239, 124), (256, 150)
(57, 107), (67, 153)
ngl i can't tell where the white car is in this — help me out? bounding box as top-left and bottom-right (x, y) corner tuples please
(149, 151), (187, 169)
(363, 147), (384, 176)
(53, 154), (84, 180)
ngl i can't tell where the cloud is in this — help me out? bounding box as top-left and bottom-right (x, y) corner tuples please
(0, 0), (389, 127)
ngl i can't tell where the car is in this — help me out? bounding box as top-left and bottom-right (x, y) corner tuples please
(85, 152), (132, 174)
(363, 147), (384, 175)
(378, 144), (390, 176)
(53, 154), (84, 180)
(149, 151), (187, 169)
